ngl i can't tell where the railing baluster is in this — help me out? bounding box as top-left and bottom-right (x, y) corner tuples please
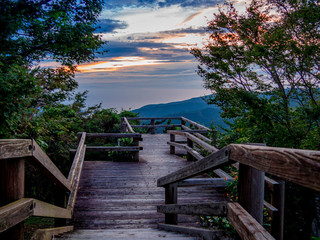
(165, 183), (178, 225)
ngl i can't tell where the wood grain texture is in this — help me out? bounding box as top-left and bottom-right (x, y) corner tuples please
(157, 202), (227, 216)
(181, 117), (210, 131)
(31, 226), (73, 240)
(227, 202), (275, 240)
(167, 131), (217, 153)
(167, 141), (203, 160)
(0, 198), (33, 233)
(0, 139), (33, 160)
(81, 133), (141, 139)
(158, 224), (228, 240)
(85, 146), (142, 152)
(68, 133), (86, 186)
(157, 146), (230, 187)
(177, 178), (231, 187)
(181, 125), (211, 143)
(229, 144), (320, 191)
(72, 134), (227, 230)
(33, 199), (71, 219)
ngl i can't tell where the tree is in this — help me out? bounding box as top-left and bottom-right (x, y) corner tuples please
(191, 0), (320, 238)
(0, 0), (104, 138)
(191, 0), (320, 149)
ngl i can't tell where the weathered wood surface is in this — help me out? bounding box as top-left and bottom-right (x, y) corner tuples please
(131, 124), (181, 128)
(126, 117), (182, 120)
(58, 228), (199, 239)
(80, 132), (141, 139)
(123, 117), (135, 133)
(181, 125), (211, 143)
(157, 147), (230, 187)
(177, 178), (232, 187)
(181, 117), (210, 131)
(31, 226), (73, 240)
(72, 134), (226, 230)
(0, 139), (33, 159)
(85, 146), (142, 152)
(227, 202), (275, 240)
(158, 224), (228, 240)
(167, 131), (218, 153)
(229, 144), (320, 191)
(0, 198), (33, 233)
(157, 202), (227, 216)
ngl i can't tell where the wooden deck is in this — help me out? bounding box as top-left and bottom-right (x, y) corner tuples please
(61, 134), (226, 238)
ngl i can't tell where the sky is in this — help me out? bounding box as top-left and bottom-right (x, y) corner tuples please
(75, 0), (245, 110)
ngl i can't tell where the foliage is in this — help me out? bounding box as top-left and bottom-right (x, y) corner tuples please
(191, 0), (320, 238)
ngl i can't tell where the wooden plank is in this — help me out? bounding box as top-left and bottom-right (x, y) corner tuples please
(85, 146), (142, 152)
(168, 131), (218, 152)
(30, 226), (73, 240)
(177, 178), (232, 187)
(0, 199), (33, 233)
(30, 140), (71, 191)
(33, 199), (71, 219)
(213, 169), (233, 180)
(67, 145), (86, 212)
(0, 139), (33, 160)
(263, 201), (278, 216)
(131, 124), (181, 128)
(68, 132), (86, 186)
(181, 117), (210, 131)
(229, 144), (320, 191)
(0, 157), (25, 240)
(238, 163), (265, 224)
(126, 117), (182, 120)
(157, 147), (230, 187)
(80, 133), (142, 139)
(167, 141), (203, 160)
(158, 224), (228, 240)
(170, 134), (175, 154)
(271, 179), (285, 240)
(157, 202), (227, 216)
(123, 117), (135, 133)
(227, 202), (275, 240)
(265, 176), (279, 191)
(181, 125), (211, 143)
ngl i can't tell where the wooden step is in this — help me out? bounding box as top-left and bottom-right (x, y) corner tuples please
(56, 228), (200, 239)
(158, 224), (229, 240)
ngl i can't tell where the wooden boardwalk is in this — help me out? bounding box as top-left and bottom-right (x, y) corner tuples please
(60, 134), (226, 239)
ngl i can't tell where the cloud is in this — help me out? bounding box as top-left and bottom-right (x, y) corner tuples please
(95, 19), (128, 33)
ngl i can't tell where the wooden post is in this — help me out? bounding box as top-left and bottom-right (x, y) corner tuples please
(181, 119), (186, 130)
(0, 159), (25, 240)
(170, 134), (175, 154)
(165, 183), (177, 225)
(271, 179), (285, 240)
(238, 163), (265, 224)
(186, 138), (195, 161)
(133, 138), (139, 162)
(54, 190), (68, 227)
(120, 118), (124, 133)
(150, 119), (155, 134)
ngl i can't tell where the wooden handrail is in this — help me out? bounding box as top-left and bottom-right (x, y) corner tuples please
(157, 147), (230, 187)
(181, 116), (210, 131)
(0, 198), (72, 234)
(229, 144), (320, 191)
(68, 132), (86, 186)
(126, 117), (182, 120)
(168, 130), (218, 152)
(0, 139), (71, 191)
(81, 132), (141, 139)
(123, 117), (135, 133)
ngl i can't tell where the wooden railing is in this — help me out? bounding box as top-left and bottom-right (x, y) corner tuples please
(157, 140), (320, 240)
(121, 117), (207, 134)
(0, 133), (86, 240)
(73, 132), (143, 162)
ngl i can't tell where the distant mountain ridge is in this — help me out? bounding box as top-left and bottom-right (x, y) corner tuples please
(132, 96), (224, 127)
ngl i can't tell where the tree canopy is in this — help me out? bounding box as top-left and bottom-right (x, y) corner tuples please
(191, 0), (320, 149)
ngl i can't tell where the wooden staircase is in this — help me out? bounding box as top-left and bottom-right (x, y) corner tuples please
(57, 134), (227, 239)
